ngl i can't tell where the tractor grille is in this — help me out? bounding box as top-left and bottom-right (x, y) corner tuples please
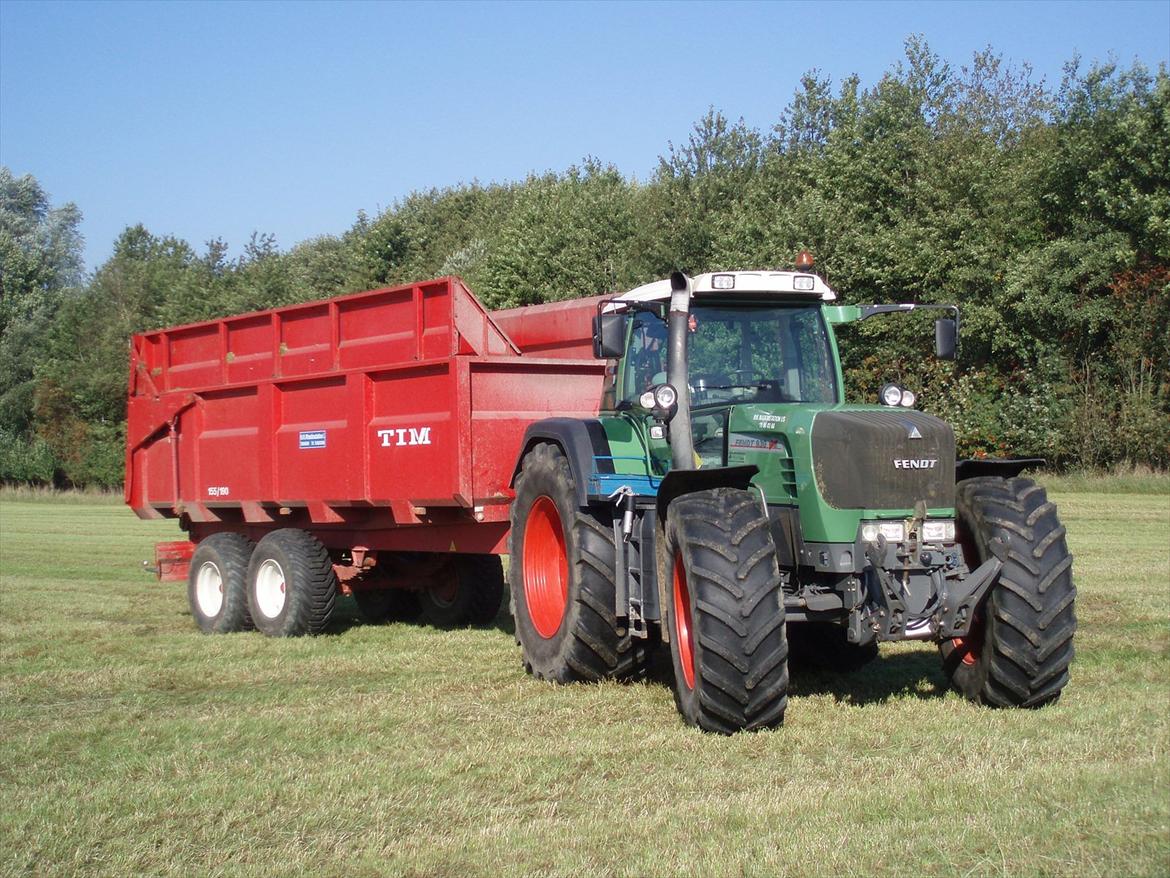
(811, 410), (955, 510)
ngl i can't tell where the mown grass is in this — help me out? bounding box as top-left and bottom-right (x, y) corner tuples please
(1, 486), (1167, 877)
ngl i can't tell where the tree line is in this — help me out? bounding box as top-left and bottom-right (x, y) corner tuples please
(2, 40), (1167, 487)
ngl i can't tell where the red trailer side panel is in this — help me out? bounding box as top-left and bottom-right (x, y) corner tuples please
(126, 277), (605, 550)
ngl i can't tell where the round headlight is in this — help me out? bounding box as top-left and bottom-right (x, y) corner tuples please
(861, 523), (879, 542)
(639, 390), (656, 409)
(654, 384), (678, 410)
(880, 384), (903, 406)
(899, 389), (917, 408)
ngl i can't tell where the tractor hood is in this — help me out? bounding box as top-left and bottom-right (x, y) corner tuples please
(811, 408), (955, 510)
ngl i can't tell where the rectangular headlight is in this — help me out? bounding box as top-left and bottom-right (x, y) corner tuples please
(922, 520), (956, 542)
(878, 522), (906, 542)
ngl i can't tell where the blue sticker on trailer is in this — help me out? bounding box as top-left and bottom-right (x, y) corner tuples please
(299, 430), (326, 449)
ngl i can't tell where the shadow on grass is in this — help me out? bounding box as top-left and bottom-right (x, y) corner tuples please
(321, 599), (949, 707)
(639, 640), (948, 706)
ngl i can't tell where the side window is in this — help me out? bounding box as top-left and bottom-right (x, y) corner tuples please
(622, 317), (668, 401)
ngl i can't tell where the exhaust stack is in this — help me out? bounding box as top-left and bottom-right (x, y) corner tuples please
(666, 270), (694, 472)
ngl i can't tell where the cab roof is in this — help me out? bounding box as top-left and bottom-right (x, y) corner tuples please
(615, 270), (836, 303)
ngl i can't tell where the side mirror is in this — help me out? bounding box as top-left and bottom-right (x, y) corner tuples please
(935, 317), (957, 360)
(592, 313), (626, 359)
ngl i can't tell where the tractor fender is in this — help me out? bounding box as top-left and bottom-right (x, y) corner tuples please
(955, 457), (1045, 482)
(510, 418), (612, 508)
(653, 465), (760, 527)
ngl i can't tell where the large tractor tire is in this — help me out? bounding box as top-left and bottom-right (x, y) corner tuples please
(188, 532), (254, 634)
(940, 476), (1076, 707)
(420, 554), (505, 627)
(665, 488), (789, 733)
(787, 621), (879, 672)
(246, 529), (337, 637)
(509, 442), (653, 682)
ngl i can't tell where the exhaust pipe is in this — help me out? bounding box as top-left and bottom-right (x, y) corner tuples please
(667, 270), (694, 472)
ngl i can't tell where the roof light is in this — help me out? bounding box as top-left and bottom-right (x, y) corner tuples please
(712, 274), (735, 290)
(793, 275), (815, 291)
(795, 250), (815, 271)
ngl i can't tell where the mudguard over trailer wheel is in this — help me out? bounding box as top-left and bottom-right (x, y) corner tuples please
(247, 529), (338, 637)
(420, 555), (505, 627)
(665, 488), (789, 733)
(509, 442), (652, 682)
(941, 477), (1076, 707)
(188, 533), (254, 634)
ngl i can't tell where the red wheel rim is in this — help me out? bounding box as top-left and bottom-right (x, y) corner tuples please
(673, 549), (696, 690)
(523, 496), (568, 639)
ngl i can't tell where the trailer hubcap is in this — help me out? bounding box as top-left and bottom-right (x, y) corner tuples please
(673, 550), (696, 690)
(254, 559), (287, 619)
(194, 561), (225, 618)
(523, 496), (568, 638)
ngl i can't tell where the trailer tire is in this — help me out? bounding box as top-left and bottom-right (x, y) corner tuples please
(940, 477), (1076, 707)
(188, 533), (254, 634)
(420, 554), (505, 627)
(247, 529), (337, 637)
(353, 588), (421, 624)
(510, 442), (651, 682)
(787, 622), (878, 672)
(665, 488), (788, 733)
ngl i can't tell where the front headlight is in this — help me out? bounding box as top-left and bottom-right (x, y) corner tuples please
(639, 390), (656, 409)
(654, 384), (678, 410)
(880, 383), (904, 406)
(861, 521), (906, 543)
(922, 520), (956, 542)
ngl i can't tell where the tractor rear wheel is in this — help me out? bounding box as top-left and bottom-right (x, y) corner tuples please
(509, 442), (652, 682)
(420, 554), (505, 627)
(188, 532), (254, 634)
(665, 488), (788, 733)
(247, 529), (337, 637)
(940, 477), (1076, 707)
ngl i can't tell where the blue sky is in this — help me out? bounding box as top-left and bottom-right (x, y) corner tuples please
(1, 0), (1167, 272)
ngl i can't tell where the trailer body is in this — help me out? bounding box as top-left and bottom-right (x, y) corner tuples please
(126, 277), (605, 570)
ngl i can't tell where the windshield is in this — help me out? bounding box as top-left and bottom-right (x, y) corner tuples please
(621, 303), (838, 406)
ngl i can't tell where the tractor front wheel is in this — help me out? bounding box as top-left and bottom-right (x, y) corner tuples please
(665, 488), (788, 733)
(940, 477), (1076, 707)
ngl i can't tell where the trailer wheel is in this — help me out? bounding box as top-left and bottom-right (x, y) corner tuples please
(665, 488), (788, 733)
(247, 529), (337, 637)
(510, 442), (651, 682)
(353, 588), (421, 624)
(187, 533), (254, 634)
(940, 477), (1076, 707)
(420, 554), (505, 627)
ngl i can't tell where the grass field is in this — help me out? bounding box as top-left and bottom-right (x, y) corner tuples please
(1, 486), (1167, 877)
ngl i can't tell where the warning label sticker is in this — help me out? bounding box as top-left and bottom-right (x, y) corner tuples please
(299, 430), (327, 449)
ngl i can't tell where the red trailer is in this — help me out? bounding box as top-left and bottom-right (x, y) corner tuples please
(126, 276), (606, 633)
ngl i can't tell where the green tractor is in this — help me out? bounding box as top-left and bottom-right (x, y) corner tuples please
(508, 262), (1076, 733)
